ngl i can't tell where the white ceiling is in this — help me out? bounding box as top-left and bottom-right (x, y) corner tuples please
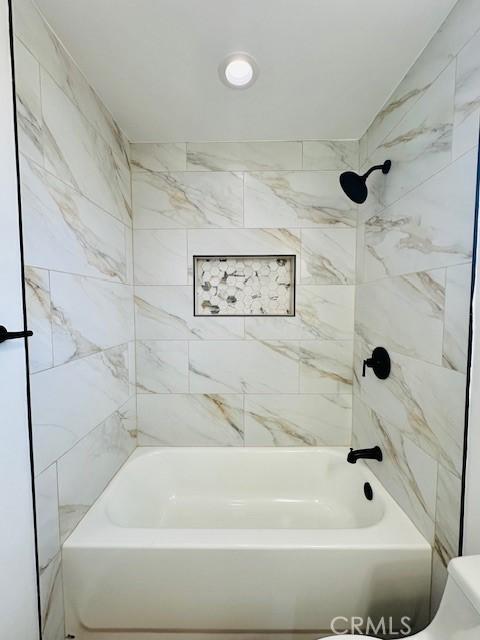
(35, 0), (458, 143)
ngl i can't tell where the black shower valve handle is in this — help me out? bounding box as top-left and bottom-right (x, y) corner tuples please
(362, 357), (375, 377)
(362, 347), (391, 380)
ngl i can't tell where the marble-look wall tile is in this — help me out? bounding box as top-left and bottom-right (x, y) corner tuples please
(366, 0), (480, 156)
(57, 398), (136, 541)
(368, 62), (455, 209)
(136, 340), (188, 394)
(134, 229), (187, 285)
(297, 285), (355, 340)
(39, 551), (64, 640)
(25, 266), (53, 373)
(434, 464), (462, 566)
(125, 225), (134, 286)
(453, 29), (480, 160)
(302, 140), (358, 171)
(299, 340), (353, 393)
(443, 263), (472, 373)
(356, 270), (445, 365)
(244, 171), (357, 228)
(35, 464), (60, 576)
(186, 141), (302, 171)
(188, 228), (301, 282)
(132, 169), (243, 229)
(13, 0), (128, 165)
(31, 345), (130, 474)
(355, 222), (365, 285)
(352, 395), (437, 543)
(189, 340), (299, 394)
(359, 134), (368, 168)
(364, 150), (477, 280)
(245, 316), (302, 341)
(135, 286), (244, 340)
(137, 394), (244, 446)
(131, 142), (187, 172)
(35, 462), (64, 639)
(245, 394), (352, 446)
(20, 157), (127, 283)
(14, 38), (43, 165)
(360, 352), (466, 476)
(41, 72), (131, 225)
(300, 228), (356, 285)
(50, 272), (134, 365)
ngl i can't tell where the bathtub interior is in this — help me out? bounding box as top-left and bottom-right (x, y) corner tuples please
(105, 448), (386, 530)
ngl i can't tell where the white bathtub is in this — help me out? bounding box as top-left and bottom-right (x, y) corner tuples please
(63, 447), (431, 640)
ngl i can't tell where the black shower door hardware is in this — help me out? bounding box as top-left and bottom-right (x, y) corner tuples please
(0, 325), (33, 344)
(362, 346), (391, 380)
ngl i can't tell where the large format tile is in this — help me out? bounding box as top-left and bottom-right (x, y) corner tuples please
(39, 551), (64, 640)
(21, 157), (127, 282)
(25, 266), (53, 373)
(356, 270), (445, 365)
(434, 464), (462, 565)
(137, 394), (244, 446)
(244, 171), (357, 228)
(188, 228), (301, 282)
(41, 72), (131, 225)
(300, 228), (356, 285)
(360, 351), (466, 475)
(57, 398), (136, 541)
(189, 340), (299, 394)
(299, 340), (353, 393)
(50, 273), (134, 365)
(186, 141), (302, 171)
(136, 340), (188, 393)
(134, 229), (187, 284)
(443, 263), (472, 373)
(245, 394), (352, 446)
(35, 464), (60, 576)
(14, 38), (43, 165)
(13, 0), (128, 164)
(135, 286), (244, 340)
(453, 29), (480, 159)
(368, 62), (455, 209)
(132, 170), (243, 229)
(31, 345), (130, 473)
(364, 150), (477, 280)
(352, 395), (437, 543)
(131, 142), (187, 172)
(297, 285), (355, 340)
(366, 0), (480, 155)
(302, 140), (358, 171)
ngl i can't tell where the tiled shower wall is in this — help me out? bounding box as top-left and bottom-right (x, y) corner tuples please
(13, 0), (136, 637)
(352, 0), (480, 610)
(131, 141), (359, 447)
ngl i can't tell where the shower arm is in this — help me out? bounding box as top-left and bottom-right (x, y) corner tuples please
(361, 164), (386, 180)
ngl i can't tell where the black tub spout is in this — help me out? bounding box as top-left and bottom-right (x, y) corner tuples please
(347, 446), (383, 464)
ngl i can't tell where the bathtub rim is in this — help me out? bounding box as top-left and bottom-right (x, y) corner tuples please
(63, 446), (432, 552)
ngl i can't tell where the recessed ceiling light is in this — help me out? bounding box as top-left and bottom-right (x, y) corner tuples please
(219, 53), (258, 89)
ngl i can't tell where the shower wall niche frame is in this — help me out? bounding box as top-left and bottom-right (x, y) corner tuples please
(193, 254), (296, 317)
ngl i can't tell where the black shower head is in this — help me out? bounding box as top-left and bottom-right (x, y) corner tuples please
(340, 160), (391, 204)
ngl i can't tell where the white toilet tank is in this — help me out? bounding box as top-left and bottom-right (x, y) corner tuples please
(424, 555), (480, 639)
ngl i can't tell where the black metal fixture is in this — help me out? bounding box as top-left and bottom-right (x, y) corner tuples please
(362, 346), (391, 379)
(347, 446), (383, 464)
(0, 325), (33, 344)
(364, 482), (374, 500)
(340, 160), (391, 204)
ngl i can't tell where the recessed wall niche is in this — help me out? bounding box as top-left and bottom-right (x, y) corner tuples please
(193, 255), (296, 317)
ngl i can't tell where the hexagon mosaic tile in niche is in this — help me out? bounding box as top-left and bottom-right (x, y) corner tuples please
(193, 255), (295, 316)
